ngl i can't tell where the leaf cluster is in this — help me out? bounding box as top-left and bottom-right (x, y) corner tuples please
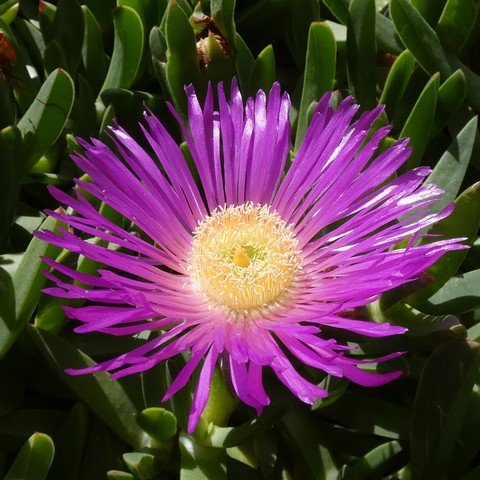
(0, 0), (480, 479)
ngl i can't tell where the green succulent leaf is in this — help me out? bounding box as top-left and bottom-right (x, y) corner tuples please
(399, 72), (439, 171)
(123, 452), (159, 480)
(432, 69), (468, 136)
(209, 404), (287, 448)
(82, 5), (107, 96)
(410, 0), (447, 26)
(107, 472), (134, 480)
(48, 403), (89, 480)
(347, 0), (376, 109)
(323, 0), (403, 53)
(210, 0), (236, 45)
(411, 340), (480, 480)
(279, 403), (338, 480)
(0, 409), (65, 451)
(53, 0), (84, 76)
(339, 441), (404, 480)
(77, 417), (117, 480)
(283, 0), (320, 70)
(295, 22), (336, 150)
(0, 215), (62, 359)
(179, 432), (227, 480)
(0, 2), (18, 24)
(425, 116), (477, 213)
(416, 269), (480, 315)
(43, 39), (68, 75)
(0, 126), (23, 250)
(436, 0), (480, 54)
(137, 407), (177, 443)
(3, 432), (55, 480)
(234, 33), (255, 93)
(406, 183), (480, 306)
(379, 49), (416, 119)
(321, 391), (412, 440)
(99, 6), (144, 97)
(17, 68), (74, 171)
(39, 1), (56, 44)
(165, 1), (201, 115)
(27, 325), (145, 449)
(390, 0), (452, 78)
(248, 44), (276, 95)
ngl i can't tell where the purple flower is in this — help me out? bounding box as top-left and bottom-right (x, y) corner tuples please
(36, 81), (464, 433)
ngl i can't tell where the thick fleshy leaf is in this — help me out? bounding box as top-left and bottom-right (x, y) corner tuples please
(48, 403), (89, 480)
(0, 409), (65, 451)
(165, 1), (201, 115)
(209, 404), (288, 448)
(12, 17), (45, 75)
(417, 269), (480, 315)
(82, 5), (106, 96)
(77, 417), (116, 480)
(108, 472), (134, 480)
(43, 39), (68, 75)
(123, 452), (159, 480)
(436, 0), (480, 54)
(137, 407), (177, 443)
(375, 12), (404, 54)
(179, 432), (227, 480)
(410, 0), (447, 25)
(283, 0), (320, 70)
(16, 69), (74, 170)
(339, 441), (404, 480)
(0, 126), (23, 250)
(0, 215), (61, 359)
(432, 69), (467, 136)
(0, 2), (18, 24)
(280, 404), (338, 480)
(27, 324), (145, 449)
(249, 44), (276, 94)
(425, 116), (477, 213)
(323, 0), (403, 53)
(294, 22), (336, 150)
(99, 6), (144, 96)
(399, 73), (439, 170)
(149, 25), (168, 92)
(234, 33), (254, 93)
(323, 0), (349, 24)
(73, 75), (98, 138)
(38, 1), (56, 44)
(210, 0), (236, 45)
(390, 0), (451, 78)
(406, 183), (480, 306)
(321, 392), (412, 440)
(411, 340), (480, 480)
(52, 0), (84, 76)
(369, 301), (466, 352)
(3, 432), (54, 480)
(201, 367), (238, 428)
(379, 49), (416, 120)
(445, 51), (480, 113)
(347, 0), (376, 109)
(0, 349), (25, 416)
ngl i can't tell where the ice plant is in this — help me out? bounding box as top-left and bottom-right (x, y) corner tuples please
(37, 81), (464, 433)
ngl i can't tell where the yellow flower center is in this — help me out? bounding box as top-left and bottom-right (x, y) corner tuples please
(189, 203), (301, 318)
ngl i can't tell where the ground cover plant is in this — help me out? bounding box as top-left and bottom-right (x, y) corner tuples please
(0, 0), (480, 479)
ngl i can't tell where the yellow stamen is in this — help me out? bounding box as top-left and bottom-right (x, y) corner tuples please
(188, 203), (301, 319)
(233, 245), (251, 268)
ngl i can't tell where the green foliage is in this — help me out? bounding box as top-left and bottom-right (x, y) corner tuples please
(0, 0), (480, 479)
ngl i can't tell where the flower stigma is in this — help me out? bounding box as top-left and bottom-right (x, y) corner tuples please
(189, 203), (302, 318)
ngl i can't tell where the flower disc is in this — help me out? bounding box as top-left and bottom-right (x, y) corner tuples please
(189, 203), (302, 318)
